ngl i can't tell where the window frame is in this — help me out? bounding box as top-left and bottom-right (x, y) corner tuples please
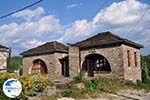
(127, 50), (131, 67)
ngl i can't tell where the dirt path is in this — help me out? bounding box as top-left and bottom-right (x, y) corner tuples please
(29, 89), (150, 100)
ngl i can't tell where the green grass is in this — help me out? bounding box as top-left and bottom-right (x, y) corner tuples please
(59, 75), (130, 99)
(58, 74), (150, 99)
(136, 80), (150, 90)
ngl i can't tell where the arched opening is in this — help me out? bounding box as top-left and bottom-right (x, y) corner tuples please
(31, 59), (48, 75)
(82, 54), (111, 77)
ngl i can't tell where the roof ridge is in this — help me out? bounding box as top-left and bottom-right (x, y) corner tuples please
(20, 41), (68, 56)
(105, 31), (125, 40)
(73, 31), (143, 49)
(0, 44), (9, 49)
(53, 41), (57, 49)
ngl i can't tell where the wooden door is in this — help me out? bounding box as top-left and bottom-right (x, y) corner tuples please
(87, 60), (94, 77)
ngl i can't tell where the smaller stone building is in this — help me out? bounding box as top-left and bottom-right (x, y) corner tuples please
(20, 41), (69, 78)
(0, 44), (10, 72)
(21, 32), (143, 82)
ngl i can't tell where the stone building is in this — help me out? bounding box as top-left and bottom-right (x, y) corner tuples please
(0, 44), (10, 72)
(21, 32), (143, 82)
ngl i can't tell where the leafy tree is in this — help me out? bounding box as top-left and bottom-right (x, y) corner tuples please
(141, 55), (150, 83)
(7, 56), (22, 73)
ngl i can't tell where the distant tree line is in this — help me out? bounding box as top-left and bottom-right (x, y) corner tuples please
(7, 56), (22, 74)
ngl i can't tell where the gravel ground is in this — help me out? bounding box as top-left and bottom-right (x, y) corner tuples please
(29, 89), (150, 100)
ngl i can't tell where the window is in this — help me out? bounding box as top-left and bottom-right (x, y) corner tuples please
(96, 58), (107, 71)
(134, 52), (137, 66)
(96, 59), (103, 68)
(127, 50), (131, 67)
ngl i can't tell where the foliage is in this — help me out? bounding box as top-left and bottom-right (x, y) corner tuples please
(7, 56), (22, 73)
(136, 80), (150, 90)
(141, 55), (150, 83)
(61, 83), (86, 98)
(85, 76), (130, 93)
(73, 71), (85, 83)
(61, 76), (132, 98)
(32, 75), (54, 92)
(0, 72), (54, 100)
(0, 72), (12, 100)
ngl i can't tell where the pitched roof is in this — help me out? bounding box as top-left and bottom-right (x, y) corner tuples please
(0, 44), (9, 49)
(20, 41), (68, 57)
(73, 31), (143, 49)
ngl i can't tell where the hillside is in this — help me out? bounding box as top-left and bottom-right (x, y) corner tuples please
(7, 56), (22, 73)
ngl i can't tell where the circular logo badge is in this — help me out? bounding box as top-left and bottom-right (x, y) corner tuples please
(3, 78), (22, 98)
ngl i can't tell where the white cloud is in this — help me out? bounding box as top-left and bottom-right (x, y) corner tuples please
(0, 0), (150, 55)
(90, 0), (150, 48)
(62, 19), (93, 42)
(92, 0), (148, 26)
(61, 0), (150, 54)
(12, 7), (45, 21)
(66, 3), (82, 9)
(21, 39), (43, 49)
(0, 11), (63, 55)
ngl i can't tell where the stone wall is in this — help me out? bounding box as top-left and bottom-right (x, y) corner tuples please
(22, 52), (68, 79)
(0, 48), (9, 72)
(23, 44), (142, 82)
(122, 44), (141, 82)
(80, 46), (124, 77)
(69, 46), (80, 77)
(53, 53), (68, 78)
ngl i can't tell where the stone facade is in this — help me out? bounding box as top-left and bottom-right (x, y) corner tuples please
(22, 53), (68, 79)
(0, 47), (9, 72)
(122, 44), (141, 82)
(68, 44), (141, 82)
(80, 46), (124, 76)
(69, 46), (80, 77)
(21, 32), (143, 82)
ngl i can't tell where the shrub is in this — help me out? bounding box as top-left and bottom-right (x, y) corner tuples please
(136, 80), (150, 90)
(0, 72), (12, 100)
(19, 75), (34, 94)
(61, 84), (85, 98)
(73, 71), (85, 83)
(32, 75), (54, 92)
(141, 56), (150, 83)
(0, 73), (54, 100)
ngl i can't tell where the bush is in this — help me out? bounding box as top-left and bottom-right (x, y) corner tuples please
(61, 83), (85, 98)
(32, 75), (54, 92)
(0, 73), (12, 100)
(136, 80), (150, 90)
(73, 71), (85, 83)
(0, 73), (54, 100)
(141, 56), (150, 83)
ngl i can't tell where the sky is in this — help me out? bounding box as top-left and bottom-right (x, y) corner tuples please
(0, 0), (150, 56)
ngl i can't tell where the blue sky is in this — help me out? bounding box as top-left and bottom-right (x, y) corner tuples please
(0, 0), (150, 55)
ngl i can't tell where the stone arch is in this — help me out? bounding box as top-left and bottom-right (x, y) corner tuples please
(31, 59), (48, 75)
(81, 53), (111, 77)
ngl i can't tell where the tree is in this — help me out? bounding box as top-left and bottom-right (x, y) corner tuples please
(7, 56), (22, 73)
(141, 55), (150, 83)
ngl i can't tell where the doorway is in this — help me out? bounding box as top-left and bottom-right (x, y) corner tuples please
(82, 54), (111, 77)
(59, 56), (69, 77)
